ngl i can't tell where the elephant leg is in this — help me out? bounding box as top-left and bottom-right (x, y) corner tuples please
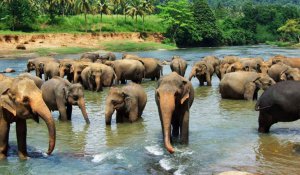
(206, 74), (212, 86)
(180, 105), (189, 144)
(57, 98), (68, 121)
(128, 105), (139, 123)
(116, 111), (123, 123)
(151, 77), (155, 81)
(171, 114), (179, 137)
(67, 104), (72, 120)
(0, 117), (9, 159)
(258, 111), (274, 133)
(16, 119), (28, 159)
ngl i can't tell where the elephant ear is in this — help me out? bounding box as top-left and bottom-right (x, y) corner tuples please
(63, 87), (70, 100)
(253, 77), (262, 88)
(181, 80), (190, 104)
(0, 88), (16, 117)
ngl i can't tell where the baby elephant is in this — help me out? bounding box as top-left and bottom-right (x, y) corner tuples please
(105, 83), (147, 125)
(170, 56), (187, 76)
(256, 81), (300, 133)
(41, 77), (90, 124)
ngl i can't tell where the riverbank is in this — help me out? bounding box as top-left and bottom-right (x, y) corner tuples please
(265, 41), (300, 48)
(0, 32), (176, 58)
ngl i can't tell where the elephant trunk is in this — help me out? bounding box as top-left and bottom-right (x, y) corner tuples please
(105, 104), (114, 125)
(188, 71), (195, 81)
(31, 96), (56, 155)
(73, 72), (79, 83)
(95, 76), (101, 92)
(159, 93), (175, 154)
(78, 97), (90, 124)
(59, 68), (65, 78)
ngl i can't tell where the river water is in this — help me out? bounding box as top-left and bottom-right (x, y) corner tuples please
(1, 45), (300, 175)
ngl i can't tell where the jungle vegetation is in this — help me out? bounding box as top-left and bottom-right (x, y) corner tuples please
(0, 0), (299, 47)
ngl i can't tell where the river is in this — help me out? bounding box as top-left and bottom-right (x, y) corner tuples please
(1, 45), (300, 175)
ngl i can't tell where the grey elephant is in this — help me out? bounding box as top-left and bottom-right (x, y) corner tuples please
(170, 56), (187, 76)
(203, 55), (220, 74)
(100, 52), (116, 62)
(80, 53), (100, 62)
(59, 59), (75, 82)
(71, 61), (93, 84)
(81, 63), (116, 91)
(105, 59), (145, 84)
(41, 77), (90, 124)
(41, 61), (60, 80)
(27, 57), (57, 78)
(267, 63), (290, 82)
(155, 72), (194, 154)
(219, 72), (276, 100)
(124, 56), (163, 80)
(105, 83), (147, 125)
(279, 67), (300, 81)
(189, 61), (214, 86)
(255, 81), (300, 133)
(0, 77), (56, 159)
(18, 73), (44, 89)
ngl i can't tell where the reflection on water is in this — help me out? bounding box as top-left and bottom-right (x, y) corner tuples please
(1, 45), (300, 174)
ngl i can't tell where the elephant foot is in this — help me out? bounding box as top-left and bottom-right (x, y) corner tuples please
(258, 125), (271, 133)
(18, 151), (28, 160)
(0, 153), (6, 160)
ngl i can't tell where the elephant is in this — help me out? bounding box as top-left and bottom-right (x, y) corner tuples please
(279, 67), (300, 81)
(59, 59), (75, 82)
(255, 81), (300, 133)
(217, 63), (230, 80)
(71, 61), (93, 84)
(225, 61), (244, 74)
(268, 55), (300, 69)
(80, 53), (100, 62)
(41, 61), (60, 81)
(122, 53), (140, 59)
(189, 61), (214, 86)
(81, 63), (116, 91)
(18, 73), (44, 89)
(105, 59), (145, 84)
(41, 77), (90, 124)
(105, 83), (147, 125)
(170, 56), (187, 77)
(155, 72), (194, 154)
(0, 77), (56, 159)
(267, 63), (290, 82)
(27, 57), (57, 78)
(221, 56), (239, 64)
(240, 58), (264, 72)
(203, 55), (220, 73)
(0, 74), (8, 81)
(100, 52), (116, 62)
(219, 72), (276, 100)
(124, 56), (163, 80)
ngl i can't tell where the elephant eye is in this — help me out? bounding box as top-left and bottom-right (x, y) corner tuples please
(23, 96), (30, 105)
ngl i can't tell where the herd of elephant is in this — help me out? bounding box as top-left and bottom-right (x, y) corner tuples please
(1, 52), (300, 159)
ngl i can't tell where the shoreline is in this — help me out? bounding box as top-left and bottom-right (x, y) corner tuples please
(0, 32), (175, 58)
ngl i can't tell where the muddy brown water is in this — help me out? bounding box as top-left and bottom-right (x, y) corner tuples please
(1, 45), (300, 175)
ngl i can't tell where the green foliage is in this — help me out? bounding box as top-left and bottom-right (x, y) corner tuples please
(34, 47), (97, 56)
(193, 0), (222, 46)
(278, 19), (300, 43)
(1, 0), (39, 31)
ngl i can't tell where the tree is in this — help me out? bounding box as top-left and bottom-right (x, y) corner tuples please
(141, 0), (155, 31)
(1, 0), (38, 31)
(120, 0), (129, 22)
(96, 0), (111, 33)
(110, 0), (120, 20)
(75, 0), (93, 32)
(278, 19), (300, 43)
(51, 0), (75, 16)
(127, 0), (144, 31)
(158, 0), (194, 43)
(193, 0), (222, 46)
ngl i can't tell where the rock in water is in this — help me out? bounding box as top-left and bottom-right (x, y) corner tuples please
(3, 68), (16, 73)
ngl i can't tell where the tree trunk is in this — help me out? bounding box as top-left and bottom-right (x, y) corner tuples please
(298, 35), (300, 43)
(135, 15), (138, 32)
(85, 12), (87, 33)
(142, 15), (145, 32)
